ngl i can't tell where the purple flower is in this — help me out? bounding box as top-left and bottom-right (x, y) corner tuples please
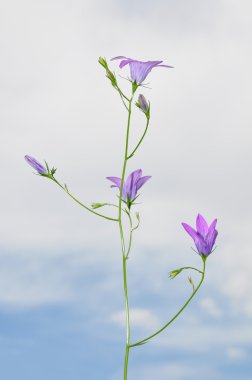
(111, 56), (173, 84)
(182, 214), (218, 257)
(107, 169), (151, 206)
(25, 155), (47, 174)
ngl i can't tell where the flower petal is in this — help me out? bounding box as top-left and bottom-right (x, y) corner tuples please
(206, 229), (218, 252)
(111, 56), (127, 61)
(136, 175), (151, 191)
(110, 56), (133, 68)
(130, 61), (162, 83)
(106, 176), (121, 189)
(124, 169), (142, 200)
(208, 219), (217, 233)
(181, 223), (198, 241)
(194, 234), (208, 256)
(196, 214), (208, 237)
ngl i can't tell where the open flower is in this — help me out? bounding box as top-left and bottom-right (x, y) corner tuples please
(107, 169), (151, 207)
(182, 214), (218, 257)
(25, 155), (47, 174)
(111, 56), (172, 84)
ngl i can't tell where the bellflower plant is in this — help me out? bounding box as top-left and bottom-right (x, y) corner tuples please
(25, 55), (219, 380)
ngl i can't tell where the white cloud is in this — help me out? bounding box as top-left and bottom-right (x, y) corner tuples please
(111, 308), (160, 330)
(226, 347), (247, 361)
(200, 297), (223, 318)
(110, 361), (220, 380)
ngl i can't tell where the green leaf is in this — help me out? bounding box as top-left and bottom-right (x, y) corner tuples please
(188, 277), (195, 291)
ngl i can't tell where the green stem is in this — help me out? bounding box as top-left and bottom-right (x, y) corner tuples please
(125, 212), (133, 259)
(117, 88), (130, 111)
(118, 97), (133, 380)
(52, 179), (118, 222)
(181, 266), (203, 275)
(127, 117), (150, 159)
(130, 258), (206, 348)
(123, 256), (130, 379)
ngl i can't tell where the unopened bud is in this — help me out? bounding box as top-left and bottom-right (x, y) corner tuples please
(169, 268), (183, 279)
(25, 155), (49, 176)
(136, 94), (150, 117)
(106, 70), (117, 87)
(91, 203), (107, 209)
(98, 57), (107, 69)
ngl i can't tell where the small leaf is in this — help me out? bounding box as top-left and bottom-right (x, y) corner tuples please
(188, 277), (195, 292)
(136, 212), (140, 222)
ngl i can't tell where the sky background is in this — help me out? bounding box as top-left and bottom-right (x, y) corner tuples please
(1, 0), (252, 379)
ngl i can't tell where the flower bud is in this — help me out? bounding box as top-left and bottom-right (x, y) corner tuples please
(169, 268), (183, 279)
(25, 155), (47, 175)
(98, 57), (107, 69)
(106, 70), (117, 87)
(136, 94), (150, 117)
(91, 203), (107, 209)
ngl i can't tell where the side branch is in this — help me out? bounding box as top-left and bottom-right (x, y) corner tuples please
(130, 258), (206, 347)
(127, 118), (150, 159)
(52, 178), (118, 222)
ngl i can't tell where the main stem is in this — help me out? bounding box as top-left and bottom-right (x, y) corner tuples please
(118, 97), (133, 380)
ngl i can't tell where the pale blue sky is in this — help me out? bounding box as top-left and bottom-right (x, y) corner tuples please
(1, 0), (252, 379)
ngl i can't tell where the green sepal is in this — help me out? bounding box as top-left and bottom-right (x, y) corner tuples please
(50, 167), (57, 176)
(132, 81), (138, 94)
(91, 202), (107, 209)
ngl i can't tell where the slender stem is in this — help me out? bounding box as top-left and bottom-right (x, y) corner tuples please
(117, 86), (130, 102)
(125, 212), (133, 259)
(117, 88), (129, 111)
(52, 178), (118, 222)
(130, 258), (206, 347)
(123, 255), (130, 379)
(118, 97), (133, 380)
(180, 266), (203, 275)
(127, 117), (150, 159)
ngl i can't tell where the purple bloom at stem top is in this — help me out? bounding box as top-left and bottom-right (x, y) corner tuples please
(107, 169), (151, 206)
(182, 214), (218, 257)
(25, 155), (47, 174)
(111, 56), (173, 84)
